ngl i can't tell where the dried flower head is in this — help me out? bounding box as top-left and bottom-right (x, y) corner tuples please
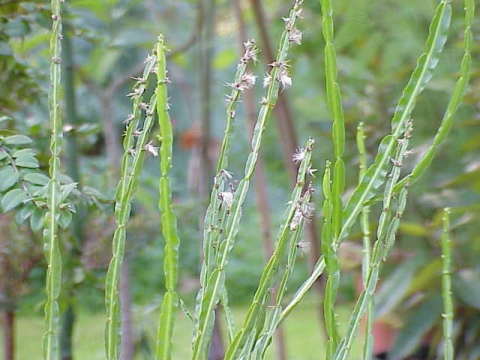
(290, 208), (303, 231)
(263, 73), (271, 88)
(123, 114), (135, 124)
(278, 68), (292, 89)
(220, 169), (233, 180)
(289, 27), (302, 45)
(127, 88), (143, 98)
(307, 166), (318, 177)
(230, 72), (257, 92)
(242, 39), (260, 63)
(144, 141), (159, 157)
(219, 191), (234, 210)
(296, 239), (310, 256)
(292, 147), (306, 164)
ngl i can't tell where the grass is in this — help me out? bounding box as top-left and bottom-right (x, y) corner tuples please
(5, 299), (362, 359)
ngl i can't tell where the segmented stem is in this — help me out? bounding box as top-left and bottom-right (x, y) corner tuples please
(43, 1), (63, 358)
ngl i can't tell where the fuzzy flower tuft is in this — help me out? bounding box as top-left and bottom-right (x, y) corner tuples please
(219, 191), (234, 210)
(144, 141), (159, 157)
(242, 39), (260, 63)
(278, 68), (292, 89)
(263, 73), (271, 88)
(292, 147), (306, 164)
(289, 27), (302, 45)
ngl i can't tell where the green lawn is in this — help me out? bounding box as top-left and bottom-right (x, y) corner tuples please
(6, 298), (362, 359)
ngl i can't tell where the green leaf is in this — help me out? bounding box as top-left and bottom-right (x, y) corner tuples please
(0, 41), (13, 56)
(12, 148), (37, 158)
(0, 166), (19, 191)
(61, 182), (78, 200)
(1, 188), (27, 211)
(30, 209), (45, 232)
(23, 172), (51, 186)
(15, 204), (36, 224)
(58, 210), (72, 229)
(3, 135), (33, 145)
(4, 18), (31, 37)
(454, 269), (480, 309)
(389, 295), (442, 359)
(15, 155), (40, 168)
(375, 255), (423, 319)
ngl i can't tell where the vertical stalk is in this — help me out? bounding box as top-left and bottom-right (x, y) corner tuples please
(231, 2), (287, 359)
(250, 0), (322, 305)
(281, 0), (454, 323)
(44, 0), (63, 359)
(192, 3), (304, 359)
(441, 208), (453, 360)
(321, 161), (339, 358)
(104, 53), (158, 360)
(356, 123), (373, 360)
(154, 35), (181, 360)
(319, 0), (345, 355)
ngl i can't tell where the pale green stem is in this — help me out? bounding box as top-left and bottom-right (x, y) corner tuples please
(104, 54), (158, 360)
(441, 208), (453, 360)
(43, 1), (63, 359)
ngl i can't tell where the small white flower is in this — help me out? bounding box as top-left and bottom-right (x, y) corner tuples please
(289, 27), (302, 45)
(232, 72), (256, 92)
(219, 191), (234, 210)
(243, 40), (259, 63)
(221, 169), (233, 180)
(144, 141), (159, 157)
(303, 202), (315, 220)
(292, 147), (306, 164)
(290, 208), (302, 231)
(263, 73), (271, 88)
(124, 113), (135, 124)
(127, 88), (142, 98)
(307, 166), (318, 177)
(296, 239), (310, 256)
(278, 68), (292, 89)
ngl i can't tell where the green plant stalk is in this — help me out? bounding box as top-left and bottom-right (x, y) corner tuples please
(193, 40), (257, 348)
(334, 122), (412, 360)
(319, 0), (345, 239)
(318, 1), (346, 350)
(321, 161), (340, 358)
(392, 0), (474, 193)
(43, 1), (63, 358)
(191, 3), (303, 359)
(441, 207), (453, 360)
(104, 54), (158, 360)
(356, 123), (373, 360)
(248, 193), (311, 359)
(320, 0), (345, 352)
(340, 0), (451, 243)
(224, 139), (314, 360)
(154, 35), (181, 360)
(279, 0), (452, 322)
(198, 40), (257, 287)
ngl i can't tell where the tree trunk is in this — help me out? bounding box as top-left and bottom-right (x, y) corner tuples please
(2, 309), (14, 360)
(198, 0), (225, 358)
